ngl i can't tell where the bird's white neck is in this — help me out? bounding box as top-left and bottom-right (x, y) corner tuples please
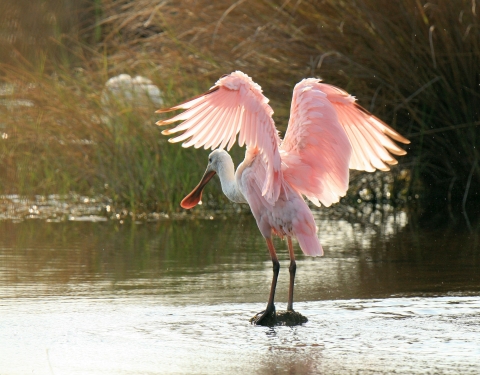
(216, 156), (247, 204)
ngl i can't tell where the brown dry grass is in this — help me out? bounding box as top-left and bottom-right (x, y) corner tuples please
(1, 0), (479, 219)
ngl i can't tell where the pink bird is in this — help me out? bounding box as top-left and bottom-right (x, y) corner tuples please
(156, 71), (409, 325)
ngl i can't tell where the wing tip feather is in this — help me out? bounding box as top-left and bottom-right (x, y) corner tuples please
(354, 103), (410, 145)
(156, 119), (174, 127)
(388, 148), (407, 156)
(155, 86), (220, 114)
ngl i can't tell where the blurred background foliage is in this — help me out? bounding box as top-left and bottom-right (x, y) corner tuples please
(0, 0), (479, 223)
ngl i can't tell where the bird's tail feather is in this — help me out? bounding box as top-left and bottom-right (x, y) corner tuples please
(296, 232), (324, 257)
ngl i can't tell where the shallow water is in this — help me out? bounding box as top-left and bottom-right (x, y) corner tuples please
(1, 212), (479, 374)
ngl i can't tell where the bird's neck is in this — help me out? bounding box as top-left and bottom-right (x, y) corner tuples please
(217, 157), (247, 204)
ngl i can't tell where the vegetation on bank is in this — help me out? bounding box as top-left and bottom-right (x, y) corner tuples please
(0, 0), (478, 222)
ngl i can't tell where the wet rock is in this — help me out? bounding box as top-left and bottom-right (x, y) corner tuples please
(250, 310), (308, 327)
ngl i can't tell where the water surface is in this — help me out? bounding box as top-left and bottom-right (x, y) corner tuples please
(0, 212), (479, 374)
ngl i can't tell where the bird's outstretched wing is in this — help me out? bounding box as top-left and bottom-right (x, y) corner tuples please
(280, 79), (353, 207)
(156, 71), (282, 204)
(317, 83), (410, 172)
(281, 79), (410, 207)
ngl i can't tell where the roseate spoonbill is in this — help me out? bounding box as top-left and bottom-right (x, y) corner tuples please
(156, 71), (409, 325)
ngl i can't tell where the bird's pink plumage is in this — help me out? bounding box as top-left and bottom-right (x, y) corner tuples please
(157, 71), (409, 257)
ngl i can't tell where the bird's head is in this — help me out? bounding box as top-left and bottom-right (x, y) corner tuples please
(205, 149), (231, 173)
(180, 149), (229, 209)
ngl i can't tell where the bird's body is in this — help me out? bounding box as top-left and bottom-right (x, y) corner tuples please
(156, 71), (409, 324)
(211, 148), (321, 255)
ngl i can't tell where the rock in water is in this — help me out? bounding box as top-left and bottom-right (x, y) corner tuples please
(250, 310), (308, 326)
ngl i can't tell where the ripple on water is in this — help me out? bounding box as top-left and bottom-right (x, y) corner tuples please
(0, 295), (479, 375)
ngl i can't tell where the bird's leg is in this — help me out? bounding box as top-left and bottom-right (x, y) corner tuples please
(252, 237), (279, 325)
(287, 236), (296, 312)
(265, 237), (280, 314)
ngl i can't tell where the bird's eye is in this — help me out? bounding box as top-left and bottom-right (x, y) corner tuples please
(209, 158), (212, 163)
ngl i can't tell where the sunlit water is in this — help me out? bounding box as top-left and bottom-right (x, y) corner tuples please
(1, 212), (479, 374)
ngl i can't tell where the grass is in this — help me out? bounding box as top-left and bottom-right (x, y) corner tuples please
(1, 0), (478, 221)
(0, 64), (237, 213)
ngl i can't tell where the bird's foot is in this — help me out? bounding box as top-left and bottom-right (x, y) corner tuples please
(250, 304), (277, 326)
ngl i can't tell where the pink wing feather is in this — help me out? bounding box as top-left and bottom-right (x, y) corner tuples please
(281, 79), (352, 207)
(281, 79), (410, 207)
(317, 83), (410, 172)
(156, 71), (283, 204)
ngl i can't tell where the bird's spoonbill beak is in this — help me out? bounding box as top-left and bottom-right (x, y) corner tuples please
(180, 170), (216, 209)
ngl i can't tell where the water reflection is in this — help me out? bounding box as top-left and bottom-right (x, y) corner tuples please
(1, 212), (479, 302)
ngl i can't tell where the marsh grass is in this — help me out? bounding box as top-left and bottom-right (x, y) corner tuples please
(1, 0), (478, 219)
(0, 63), (237, 213)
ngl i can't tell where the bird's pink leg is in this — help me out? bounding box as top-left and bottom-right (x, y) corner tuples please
(252, 237), (279, 325)
(287, 236), (296, 312)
